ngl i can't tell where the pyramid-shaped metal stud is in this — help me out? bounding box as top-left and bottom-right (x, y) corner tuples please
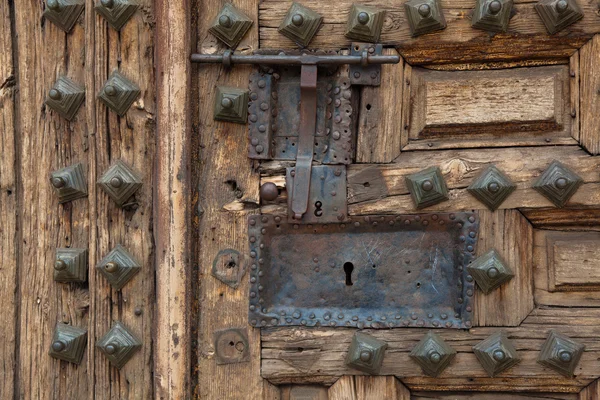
(535, 0), (583, 34)
(467, 249), (514, 294)
(98, 160), (142, 207)
(43, 0), (85, 33)
(467, 165), (516, 211)
(98, 71), (140, 116)
(404, 0), (447, 37)
(410, 331), (456, 377)
(472, 0), (513, 33)
(405, 166), (449, 209)
(208, 3), (253, 49)
(473, 331), (521, 377)
(45, 76), (86, 121)
(95, 0), (139, 31)
(278, 2), (323, 48)
(50, 162), (88, 203)
(49, 323), (88, 364)
(533, 160), (583, 208)
(214, 86), (249, 124)
(55, 248), (88, 283)
(97, 321), (142, 369)
(538, 330), (585, 377)
(96, 244), (141, 290)
(345, 332), (388, 375)
(345, 4), (386, 43)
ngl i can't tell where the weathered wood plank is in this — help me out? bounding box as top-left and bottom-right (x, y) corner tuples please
(329, 376), (410, 400)
(579, 34), (600, 155)
(412, 392), (577, 400)
(579, 378), (600, 400)
(570, 51), (580, 142)
(548, 233), (600, 290)
(522, 208), (600, 230)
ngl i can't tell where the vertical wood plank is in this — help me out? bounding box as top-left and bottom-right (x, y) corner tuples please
(569, 51), (580, 142)
(329, 376), (411, 400)
(400, 63), (412, 150)
(579, 378), (600, 400)
(579, 35), (600, 155)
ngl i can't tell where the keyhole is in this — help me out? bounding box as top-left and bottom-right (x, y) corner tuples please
(314, 201), (323, 217)
(344, 262), (354, 286)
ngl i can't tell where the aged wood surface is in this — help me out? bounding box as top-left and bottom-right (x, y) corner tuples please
(579, 379), (600, 400)
(281, 385), (329, 400)
(258, 0), (600, 64)
(569, 52), (580, 143)
(522, 208), (600, 230)
(412, 393), (577, 400)
(578, 34), (600, 155)
(547, 232), (600, 290)
(329, 376), (410, 400)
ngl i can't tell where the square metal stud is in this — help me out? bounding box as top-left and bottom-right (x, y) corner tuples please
(345, 4), (386, 43)
(55, 248), (88, 283)
(472, 0), (513, 33)
(473, 331), (521, 377)
(98, 71), (141, 116)
(404, 0), (447, 37)
(535, 0), (583, 35)
(43, 0), (85, 33)
(209, 3), (253, 49)
(533, 160), (583, 208)
(410, 331), (456, 377)
(346, 332), (388, 375)
(96, 244), (141, 290)
(278, 2), (323, 48)
(97, 321), (142, 369)
(467, 249), (514, 294)
(95, 0), (139, 31)
(405, 166), (449, 209)
(538, 330), (585, 377)
(49, 323), (88, 364)
(45, 76), (86, 121)
(49, 162), (88, 203)
(214, 86), (249, 124)
(467, 165), (516, 211)
(98, 160), (142, 207)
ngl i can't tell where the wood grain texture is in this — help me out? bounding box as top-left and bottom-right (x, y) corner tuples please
(412, 393), (577, 400)
(579, 378), (600, 400)
(258, 0), (600, 65)
(570, 52), (580, 142)
(356, 49), (404, 163)
(579, 34), (600, 155)
(522, 208), (600, 230)
(329, 376), (410, 400)
(547, 233), (600, 290)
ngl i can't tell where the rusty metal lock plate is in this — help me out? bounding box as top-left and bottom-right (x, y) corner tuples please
(248, 212), (479, 329)
(349, 43), (383, 86)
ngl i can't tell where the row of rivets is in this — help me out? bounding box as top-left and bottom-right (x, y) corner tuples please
(44, 0), (139, 33)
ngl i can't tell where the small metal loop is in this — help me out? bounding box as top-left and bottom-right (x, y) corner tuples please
(361, 49), (369, 67)
(223, 50), (233, 69)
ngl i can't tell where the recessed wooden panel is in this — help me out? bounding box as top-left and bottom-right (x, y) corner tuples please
(547, 232), (600, 292)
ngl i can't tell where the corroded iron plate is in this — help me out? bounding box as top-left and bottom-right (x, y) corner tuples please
(248, 213), (479, 329)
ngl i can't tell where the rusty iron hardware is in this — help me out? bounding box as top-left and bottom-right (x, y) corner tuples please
(98, 160), (142, 207)
(259, 182), (279, 203)
(467, 249), (514, 294)
(98, 71), (141, 116)
(55, 248), (88, 283)
(405, 166), (449, 210)
(410, 331), (456, 377)
(44, 0), (85, 33)
(346, 332), (387, 374)
(345, 4), (386, 43)
(247, 213), (479, 329)
(50, 162), (88, 203)
(95, 0), (139, 31)
(97, 244), (141, 290)
(214, 328), (250, 365)
(472, 0), (513, 33)
(533, 160), (583, 208)
(212, 249), (247, 289)
(209, 3), (253, 49)
(49, 323), (88, 364)
(278, 2), (323, 48)
(473, 331), (521, 377)
(538, 330), (585, 377)
(404, 0), (447, 37)
(467, 165), (516, 211)
(46, 76), (85, 121)
(97, 321), (142, 369)
(349, 43), (384, 86)
(214, 86), (249, 124)
(535, 0), (583, 35)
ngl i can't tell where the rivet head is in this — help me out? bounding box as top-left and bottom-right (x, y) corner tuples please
(359, 350), (372, 362)
(489, 0), (502, 14)
(101, 0), (115, 8)
(110, 176), (123, 188)
(260, 182), (278, 201)
(221, 97), (233, 109)
(219, 15), (232, 28)
(556, 0), (569, 13)
(418, 3), (431, 17)
(555, 177), (568, 189)
(255, 145), (264, 154)
(104, 84), (118, 97)
(558, 349), (572, 363)
(105, 343), (119, 355)
(52, 177), (66, 189)
(429, 351), (441, 364)
(493, 349), (506, 361)
(332, 131), (341, 140)
(55, 259), (68, 271)
(487, 181), (500, 193)
(421, 180), (434, 191)
(357, 11), (370, 24)
(487, 267), (499, 279)
(292, 14), (304, 26)
(134, 307), (142, 316)
(49, 88), (62, 100)
(47, 0), (61, 11)
(104, 261), (119, 273)
(52, 341), (66, 352)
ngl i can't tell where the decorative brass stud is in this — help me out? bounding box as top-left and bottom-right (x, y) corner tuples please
(214, 86), (249, 124)
(345, 332), (387, 375)
(467, 165), (516, 211)
(209, 3), (253, 49)
(54, 248), (88, 283)
(535, 0), (583, 34)
(538, 330), (585, 377)
(259, 182), (279, 202)
(50, 162), (88, 203)
(45, 76), (86, 121)
(49, 323), (88, 364)
(345, 4), (386, 43)
(95, 0), (139, 31)
(405, 166), (449, 209)
(410, 331), (456, 377)
(97, 160), (142, 207)
(96, 244), (141, 290)
(467, 249), (514, 294)
(98, 71), (141, 116)
(473, 331), (521, 377)
(404, 0), (447, 37)
(472, 0), (513, 33)
(97, 321), (142, 369)
(533, 160), (583, 208)
(44, 0), (85, 33)
(278, 2), (323, 48)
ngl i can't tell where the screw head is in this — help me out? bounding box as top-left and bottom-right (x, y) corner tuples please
(52, 176), (66, 189)
(493, 349), (506, 361)
(556, 0), (569, 13)
(104, 84), (118, 97)
(104, 261), (119, 273)
(292, 14), (304, 26)
(49, 88), (62, 100)
(221, 97), (234, 109)
(218, 14), (232, 28)
(255, 145), (264, 154)
(487, 267), (499, 279)
(487, 181), (500, 193)
(421, 180), (434, 192)
(55, 259), (68, 271)
(47, 0), (61, 11)
(429, 351), (441, 364)
(359, 350), (373, 362)
(101, 0), (115, 8)
(260, 182), (279, 202)
(418, 3), (432, 17)
(489, 0), (502, 14)
(357, 11), (370, 25)
(110, 176), (123, 188)
(555, 177), (568, 189)
(105, 343), (119, 355)
(558, 349), (572, 363)
(52, 341), (66, 352)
